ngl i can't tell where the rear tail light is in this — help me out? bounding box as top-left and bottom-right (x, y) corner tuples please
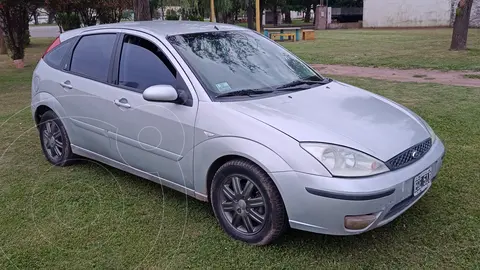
(42, 37), (61, 58)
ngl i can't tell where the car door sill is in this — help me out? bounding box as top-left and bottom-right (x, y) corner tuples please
(71, 144), (208, 202)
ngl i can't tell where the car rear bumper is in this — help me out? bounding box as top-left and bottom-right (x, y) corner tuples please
(272, 139), (445, 235)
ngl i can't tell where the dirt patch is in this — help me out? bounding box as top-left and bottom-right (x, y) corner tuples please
(311, 64), (480, 88)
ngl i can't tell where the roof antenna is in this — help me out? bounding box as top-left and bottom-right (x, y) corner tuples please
(214, 25), (219, 30)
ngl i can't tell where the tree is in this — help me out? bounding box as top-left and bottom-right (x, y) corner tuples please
(282, 6), (291, 24)
(247, 0), (254, 29)
(265, 0), (285, 26)
(134, 0), (151, 21)
(0, 0), (31, 67)
(97, 0), (132, 24)
(77, 0), (98, 26)
(450, 0), (474, 51)
(149, 0), (160, 19)
(0, 28), (7, 55)
(46, 0), (81, 31)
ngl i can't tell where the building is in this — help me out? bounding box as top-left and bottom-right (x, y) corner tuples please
(363, 0), (480, 28)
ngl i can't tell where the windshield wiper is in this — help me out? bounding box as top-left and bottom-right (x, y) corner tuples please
(215, 89), (274, 98)
(275, 78), (332, 91)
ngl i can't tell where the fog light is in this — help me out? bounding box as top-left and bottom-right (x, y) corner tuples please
(344, 214), (377, 230)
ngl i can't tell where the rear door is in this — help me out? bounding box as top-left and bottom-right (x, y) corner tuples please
(58, 31), (120, 157)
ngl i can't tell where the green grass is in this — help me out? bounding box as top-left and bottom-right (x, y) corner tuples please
(463, 74), (480, 79)
(1, 39), (480, 269)
(284, 28), (480, 71)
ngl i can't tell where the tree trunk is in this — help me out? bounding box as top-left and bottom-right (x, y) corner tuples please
(134, 0), (152, 21)
(283, 8), (292, 24)
(48, 11), (55, 24)
(0, 29), (7, 55)
(215, 9), (219, 23)
(450, 0), (474, 50)
(304, 6), (311, 23)
(273, 4), (278, 26)
(247, 2), (254, 29)
(0, 3), (29, 65)
(33, 10), (39, 25)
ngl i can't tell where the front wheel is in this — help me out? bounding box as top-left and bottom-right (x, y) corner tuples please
(210, 159), (288, 245)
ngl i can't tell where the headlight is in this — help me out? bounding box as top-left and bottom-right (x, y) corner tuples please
(300, 143), (389, 177)
(421, 119), (437, 143)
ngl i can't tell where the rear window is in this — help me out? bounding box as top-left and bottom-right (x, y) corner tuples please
(44, 38), (74, 69)
(70, 34), (117, 82)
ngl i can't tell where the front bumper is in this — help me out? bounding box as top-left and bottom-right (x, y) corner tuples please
(272, 139), (445, 235)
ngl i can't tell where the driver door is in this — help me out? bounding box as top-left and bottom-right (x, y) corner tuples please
(107, 31), (198, 190)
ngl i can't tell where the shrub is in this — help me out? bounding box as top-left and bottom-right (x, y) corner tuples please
(165, 9), (179, 20)
(56, 12), (81, 31)
(188, 14), (204, 21)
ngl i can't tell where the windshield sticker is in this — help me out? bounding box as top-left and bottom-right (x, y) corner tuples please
(215, 82), (231, 92)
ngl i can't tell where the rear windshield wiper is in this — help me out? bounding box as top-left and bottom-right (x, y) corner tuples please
(275, 78), (332, 91)
(215, 89), (274, 98)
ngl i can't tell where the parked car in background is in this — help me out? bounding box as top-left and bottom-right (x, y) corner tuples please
(31, 21), (445, 245)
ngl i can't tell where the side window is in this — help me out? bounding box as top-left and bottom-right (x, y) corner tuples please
(70, 34), (117, 82)
(44, 38), (74, 69)
(118, 35), (177, 93)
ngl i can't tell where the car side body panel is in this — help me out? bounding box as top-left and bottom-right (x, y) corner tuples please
(32, 61), (77, 143)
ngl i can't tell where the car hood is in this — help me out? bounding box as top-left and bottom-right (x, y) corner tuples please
(223, 81), (430, 161)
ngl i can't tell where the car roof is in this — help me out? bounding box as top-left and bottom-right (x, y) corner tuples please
(60, 20), (246, 41)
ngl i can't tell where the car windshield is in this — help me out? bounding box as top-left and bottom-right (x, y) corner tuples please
(167, 30), (326, 98)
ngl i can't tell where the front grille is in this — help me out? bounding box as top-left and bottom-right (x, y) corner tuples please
(385, 138), (432, 171)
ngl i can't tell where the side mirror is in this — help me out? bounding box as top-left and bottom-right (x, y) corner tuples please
(143, 85), (178, 102)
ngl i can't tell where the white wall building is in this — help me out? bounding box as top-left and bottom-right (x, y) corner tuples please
(363, 0), (480, 28)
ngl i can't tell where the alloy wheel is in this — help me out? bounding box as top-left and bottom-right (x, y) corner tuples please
(219, 175), (267, 234)
(42, 120), (64, 161)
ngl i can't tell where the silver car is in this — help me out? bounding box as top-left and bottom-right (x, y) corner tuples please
(31, 21), (445, 245)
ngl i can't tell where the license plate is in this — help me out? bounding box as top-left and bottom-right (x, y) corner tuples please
(413, 167), (432, 197)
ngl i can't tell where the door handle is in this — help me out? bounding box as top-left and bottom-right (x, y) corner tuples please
(114, 99), (131, 109)
(60, 81), (72, 89)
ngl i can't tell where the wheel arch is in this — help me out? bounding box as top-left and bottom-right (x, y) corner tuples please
(34, 105), (53, 125)
(32, 91), (69, 125)
(193, 136), (293, 201)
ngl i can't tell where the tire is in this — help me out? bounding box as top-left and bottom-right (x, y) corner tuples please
(38, 110), (75, 166)
(210, 159), (288, 245)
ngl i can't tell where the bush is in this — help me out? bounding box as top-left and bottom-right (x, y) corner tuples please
(165, 9), (179, 21)
(188, 14), (204, 21)
(121, 10), (133, 21)
(56, 12), (81, 31)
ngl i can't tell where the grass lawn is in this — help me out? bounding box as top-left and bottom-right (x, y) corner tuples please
(1, 39), (479, 269)
(284, 28), (480, 71)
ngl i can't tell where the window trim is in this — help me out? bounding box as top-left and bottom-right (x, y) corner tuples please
(111, 32), (193, 106)
(66, 32), (121, 85)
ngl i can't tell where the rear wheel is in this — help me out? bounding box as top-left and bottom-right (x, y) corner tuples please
(38, 110), (74, 166)
(210, 159), (288, 245)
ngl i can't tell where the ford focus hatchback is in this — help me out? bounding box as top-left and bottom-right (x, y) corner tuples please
(32, 21), (445, 245)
